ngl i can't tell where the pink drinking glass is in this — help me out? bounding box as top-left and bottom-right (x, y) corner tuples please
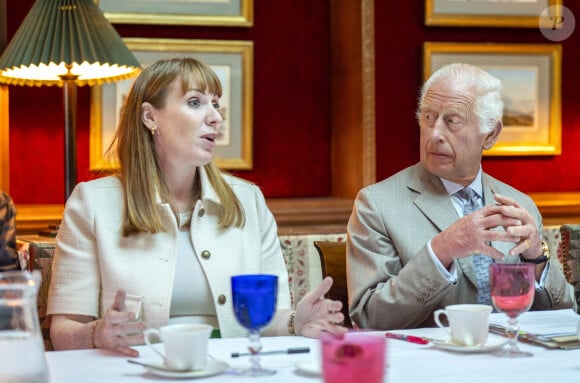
(321, 332), (386, 383)
(490, 263), (535, 357)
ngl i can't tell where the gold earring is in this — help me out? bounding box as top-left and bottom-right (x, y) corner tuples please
(149, 126), (158, 136)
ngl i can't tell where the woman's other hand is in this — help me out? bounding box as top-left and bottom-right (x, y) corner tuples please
(294, 277), (349, 338)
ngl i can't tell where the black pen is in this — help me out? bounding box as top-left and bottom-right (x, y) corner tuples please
(231, 346), (310, 358)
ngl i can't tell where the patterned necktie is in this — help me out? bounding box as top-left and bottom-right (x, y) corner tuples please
(455, 188), (492, 305)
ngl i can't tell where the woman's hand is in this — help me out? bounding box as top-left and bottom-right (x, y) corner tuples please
(294, 277), (349, 338)
(93, 289), (146, 357)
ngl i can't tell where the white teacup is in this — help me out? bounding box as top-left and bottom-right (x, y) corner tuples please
(144, 323), (212, 371)
(434, 304), (492, 346)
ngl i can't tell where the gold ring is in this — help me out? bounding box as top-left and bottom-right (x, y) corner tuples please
(525, 239), (530, 249)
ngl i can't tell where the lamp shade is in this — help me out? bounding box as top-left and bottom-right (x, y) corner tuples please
(0, 0), (141, 87)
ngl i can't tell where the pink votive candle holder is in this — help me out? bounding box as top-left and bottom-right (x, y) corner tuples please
(321, 332), (387, 383)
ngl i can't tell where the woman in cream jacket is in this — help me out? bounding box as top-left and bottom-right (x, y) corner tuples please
(47, 58), (346, 357)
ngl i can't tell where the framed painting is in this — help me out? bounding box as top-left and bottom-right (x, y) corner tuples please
(90, 38), (253, 171)
(425, 0), (563, 27)
(423, 42), (562, 156)
(98, 0), (253, 26)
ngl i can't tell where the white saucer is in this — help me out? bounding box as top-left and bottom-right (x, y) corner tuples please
(431, 336), (508, 353)
(143, 359), (228, 379)
(295, 361), (321, 375)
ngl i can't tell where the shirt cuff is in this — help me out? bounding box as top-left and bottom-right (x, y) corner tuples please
(535, 261), (550, 291)
(427, 240), (458, 284)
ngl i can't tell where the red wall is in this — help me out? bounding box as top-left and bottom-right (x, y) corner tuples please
(6, 0), (332, 203)
(375, 1), (580, 192)
(5, 1), (580, 205)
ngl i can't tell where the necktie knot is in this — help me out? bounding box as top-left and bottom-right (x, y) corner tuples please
(455, 188), (480, 215)
(456, 187), (476, 201)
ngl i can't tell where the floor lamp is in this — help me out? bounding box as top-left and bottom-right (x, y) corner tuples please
(0, 0), (140, 200)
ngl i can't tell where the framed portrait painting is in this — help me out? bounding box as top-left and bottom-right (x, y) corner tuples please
(423, 42), (562, 156)
(90, 38), (253, 170)
(425, 0), (563, 27)
(98, 0), (253, 26)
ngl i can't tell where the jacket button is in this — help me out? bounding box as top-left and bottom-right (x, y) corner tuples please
(217, 295), (227, 305)
(201, 250), (210, 259)
(198, 208), (205, 217)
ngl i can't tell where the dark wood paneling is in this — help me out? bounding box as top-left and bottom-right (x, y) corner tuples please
(330, 0), (375, 198)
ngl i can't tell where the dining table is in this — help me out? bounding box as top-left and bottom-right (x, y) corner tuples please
(44, 309), (580, 383)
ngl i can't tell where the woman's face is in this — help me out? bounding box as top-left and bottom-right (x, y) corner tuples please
(143, 78), (223, 170)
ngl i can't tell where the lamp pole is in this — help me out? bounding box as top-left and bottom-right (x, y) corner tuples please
(0, 0), (141, 202)
(60, 68), (78, 200)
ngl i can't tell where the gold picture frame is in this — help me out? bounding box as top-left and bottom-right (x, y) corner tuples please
(423, 42), (562, 156)
(90, 38), (254, 171)
(425, 0), (563, 28)
(98, 0), (253, 27)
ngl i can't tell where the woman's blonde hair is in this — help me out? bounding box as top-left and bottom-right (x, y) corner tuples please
(109, 57), (245, 236)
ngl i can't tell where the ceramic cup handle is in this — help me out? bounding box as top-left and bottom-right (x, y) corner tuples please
(143, 328), (166, 361)
(433, 309), (451, 336)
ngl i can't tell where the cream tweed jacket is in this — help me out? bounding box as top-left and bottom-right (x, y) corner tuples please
(47, 167), (290, 338)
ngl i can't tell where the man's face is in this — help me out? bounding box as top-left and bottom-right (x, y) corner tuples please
(418, 80), (493, 185)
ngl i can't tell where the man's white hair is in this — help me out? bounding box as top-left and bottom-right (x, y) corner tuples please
(417, 63), (504, 134)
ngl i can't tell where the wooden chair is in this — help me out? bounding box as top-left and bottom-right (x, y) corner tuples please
(313, 240), (352, 328)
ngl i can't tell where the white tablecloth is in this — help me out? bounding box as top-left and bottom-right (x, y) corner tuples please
(44, 310), (580, 383)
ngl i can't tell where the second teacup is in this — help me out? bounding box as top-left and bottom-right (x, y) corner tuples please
(144, 323), (212, 371)
(434, 304), (492, 346)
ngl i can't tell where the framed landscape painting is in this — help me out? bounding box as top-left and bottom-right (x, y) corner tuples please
(90, 38), (253, 170)
(425, 0), (563, 27)
(423, 42), (562, 156)
(98, 0), (253, 26)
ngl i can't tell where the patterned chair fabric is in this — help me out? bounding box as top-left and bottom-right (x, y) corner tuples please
(17, 235), (56, 351)
(559, 225), (580, 287)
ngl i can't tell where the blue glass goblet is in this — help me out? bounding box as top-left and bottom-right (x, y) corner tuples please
(231, 274), (278, 376)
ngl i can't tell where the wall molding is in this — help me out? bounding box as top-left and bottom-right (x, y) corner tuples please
(15, 192), (580, 235)
(527, 192), (580, 226)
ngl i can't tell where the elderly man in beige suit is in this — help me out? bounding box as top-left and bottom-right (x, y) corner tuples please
(347, 63), (576, 331)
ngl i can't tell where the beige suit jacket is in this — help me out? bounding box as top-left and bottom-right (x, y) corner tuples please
(347, 163), (576, 330)
(47, 168), (290, 338)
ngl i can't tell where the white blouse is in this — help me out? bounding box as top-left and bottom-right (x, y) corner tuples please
(169, 211), (218, 329)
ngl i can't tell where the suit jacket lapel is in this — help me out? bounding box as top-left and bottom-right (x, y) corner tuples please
(408, 164), (459, 233)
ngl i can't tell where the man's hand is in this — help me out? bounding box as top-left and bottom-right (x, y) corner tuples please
(431, 198), (524, 267)
(492, 193), (542, 258)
